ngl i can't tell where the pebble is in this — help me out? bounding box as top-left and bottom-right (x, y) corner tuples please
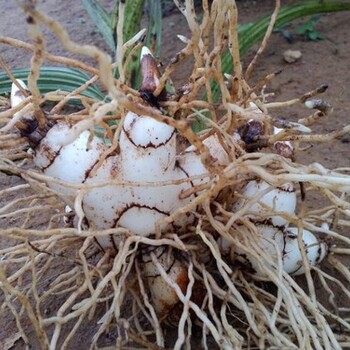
(283, 49), (302, 63)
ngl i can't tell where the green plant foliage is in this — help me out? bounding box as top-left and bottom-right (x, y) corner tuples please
(82, 0), (146, 52)
(191, 110), (212, 134)
(129, 0), (163, 88)
(296, 16), (324, 41)
(123, 0), (146, 43)
(0, 67), (105, 102)
(82, 0), (115, 51)
(145, 0), (162, 55)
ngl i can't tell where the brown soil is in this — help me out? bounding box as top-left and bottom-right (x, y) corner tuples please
(1, 1), (350, 349)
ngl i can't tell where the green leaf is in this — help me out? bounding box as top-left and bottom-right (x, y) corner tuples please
(308, 30), (324, 40)
(109, 0), (146, 44)
(104, 0), (147, 86)
(110, 0), (120, 37)
(122, 0), (147, 88)
(125, 0), (162, 89)
(123, 0), (146, 43)
(295, 16), (325, 40)
(0, 67), (105, 102)
(191, 111), (211, 134)
(82, 0), (159, 89)
(82, 0), (115, 51)
(145, 0), (162, 56)
(296, 20), (315, 35)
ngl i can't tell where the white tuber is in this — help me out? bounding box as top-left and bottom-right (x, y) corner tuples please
(281, 226), (328, 275)
(9, 46), (328, 276)
(219, 223), (328, 276)
(9, 48), (222, 249)
(232, 180), (297, 227)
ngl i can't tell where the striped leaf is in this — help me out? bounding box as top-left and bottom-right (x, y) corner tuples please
(82, 0), (115, 51)
(0, 67), (105, 102)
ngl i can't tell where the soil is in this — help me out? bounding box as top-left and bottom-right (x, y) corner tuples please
(1, 0), (350, 349)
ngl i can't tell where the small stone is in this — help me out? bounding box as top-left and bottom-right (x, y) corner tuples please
(283, 49), (302, 63)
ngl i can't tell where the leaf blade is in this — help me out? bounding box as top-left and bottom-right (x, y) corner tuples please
(0, 67), (105, 102)
(82, 0), (115, 51)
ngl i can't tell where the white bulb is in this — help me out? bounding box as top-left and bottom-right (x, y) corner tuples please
(219, 223), (328, 276)
(233, 180), (297, 226)
(35, 123), (107, 205)
(177, 150), (209, 187)
(123, 111), (175, 148)
(80, 112), (195, 244)
(282, 227), (328, 276)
